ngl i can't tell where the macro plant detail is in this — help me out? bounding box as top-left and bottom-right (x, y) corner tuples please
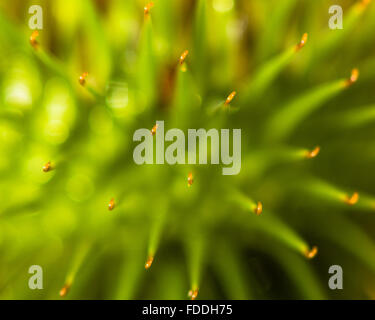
(1, 0), (375, 300)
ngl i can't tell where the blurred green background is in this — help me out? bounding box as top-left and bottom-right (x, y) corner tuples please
(1, 0), (375, 299)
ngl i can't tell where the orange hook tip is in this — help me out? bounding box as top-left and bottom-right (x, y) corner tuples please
(59, 283), (70, 297)
(188, 289), (198, 300)
(350, 68), (359, 83)
(187, 172), (193, 187)
(179, 50), (189, 65)
(144, 2), (154, 16)
(42, 161), (52, 172)
(345, 69), (359, 87)
(108, 198), (115, 211)
(79, 72), (89, 86)
(295, 33), (308, 51)
(224, 91), (237, 105)
(151, 123), (158, 136)
(344, 192), (359, 206)
(30, 30), (39, 49)
(145, 256), (154, 269)
(306, 146), (320, 159)
(254, 201), (262, 216)
(305, 246), (318, 259)
(361, 0), (371, 8)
